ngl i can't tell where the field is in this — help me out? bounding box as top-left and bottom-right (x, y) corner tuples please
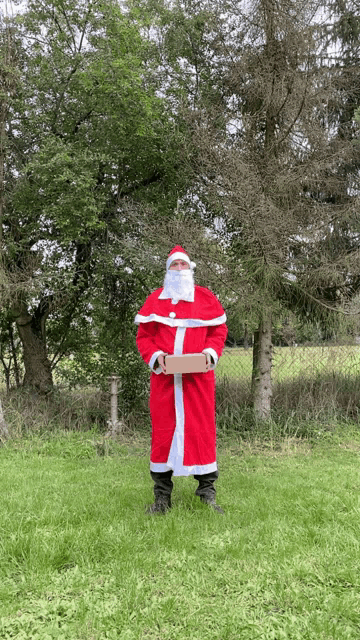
(217, 345), (360, 382)
(1, 347), (360, 638)
(1, 433), (360, 639)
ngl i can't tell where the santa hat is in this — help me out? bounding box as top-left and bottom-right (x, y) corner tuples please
(166, 245), (196, 271)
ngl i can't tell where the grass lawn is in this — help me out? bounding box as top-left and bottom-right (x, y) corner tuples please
(0, 432), (360, 639)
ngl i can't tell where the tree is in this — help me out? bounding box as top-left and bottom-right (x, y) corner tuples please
(1, 0), (184, 394)
(147, 0), (360, 419)
(0, 3), (18, 436)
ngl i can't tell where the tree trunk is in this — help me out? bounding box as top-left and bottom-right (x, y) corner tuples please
(243, 322), (249, 349)
(249, 0), (275, 421)
(13, 303), (53, 394)
(0, 398), (9, 441)
(0, 356), (10, 393)
(9, 321), (20, 387)
(251, 313), (272, 420)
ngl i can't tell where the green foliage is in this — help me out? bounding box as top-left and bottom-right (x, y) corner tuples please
(19, 139), (106, 241)
(55, 338), (150, 417)
(1, 0), (188, 393)
(50, 263), (159, 414)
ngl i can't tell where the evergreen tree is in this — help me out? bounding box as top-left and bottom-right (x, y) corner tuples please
(147, 0), (360, 418)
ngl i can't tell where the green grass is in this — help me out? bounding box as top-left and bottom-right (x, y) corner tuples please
(1, 432), (360, 639)
(217, 345), (360, 382)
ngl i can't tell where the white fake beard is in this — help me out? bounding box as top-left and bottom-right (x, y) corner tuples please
(159, 269), (195, 304)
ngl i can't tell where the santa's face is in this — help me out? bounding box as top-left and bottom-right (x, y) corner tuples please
(162, 260), (195, 303)
(169, 259), (190, 271)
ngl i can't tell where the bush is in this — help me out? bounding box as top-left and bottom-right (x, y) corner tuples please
(1, 387), (109, 436)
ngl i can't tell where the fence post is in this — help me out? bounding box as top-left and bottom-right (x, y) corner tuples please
(107, 374), (123, 438)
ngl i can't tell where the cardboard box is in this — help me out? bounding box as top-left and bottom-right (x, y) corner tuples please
(165, 353), (207, 374)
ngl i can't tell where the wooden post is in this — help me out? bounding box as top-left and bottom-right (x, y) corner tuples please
(107, 374), (123, 438)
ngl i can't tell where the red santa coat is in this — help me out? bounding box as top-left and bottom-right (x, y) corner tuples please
(135, 285), (227, 476)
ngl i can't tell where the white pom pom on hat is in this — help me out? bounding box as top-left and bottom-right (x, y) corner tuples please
(166, 245), (196, 270)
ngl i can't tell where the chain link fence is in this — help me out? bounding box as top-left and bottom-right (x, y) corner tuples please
(216, 344), (360, 418)
(218, 344), (360, 386)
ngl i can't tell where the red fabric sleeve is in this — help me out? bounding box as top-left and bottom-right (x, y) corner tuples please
(204, 323), (228, 358)
(136, 323), (160, 365)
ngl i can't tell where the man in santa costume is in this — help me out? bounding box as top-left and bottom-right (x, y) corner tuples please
(135, 246), (228, 514)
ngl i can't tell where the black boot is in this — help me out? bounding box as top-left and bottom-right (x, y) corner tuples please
(146, 495), (172, 514)
(199, 495), (225, 514)
(194, 471), (224, 514)
(146, 470), (173, 515)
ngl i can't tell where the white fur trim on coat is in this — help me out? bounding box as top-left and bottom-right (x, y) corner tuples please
(134, 313), (226, 328)
(166, 252), (196, 271)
